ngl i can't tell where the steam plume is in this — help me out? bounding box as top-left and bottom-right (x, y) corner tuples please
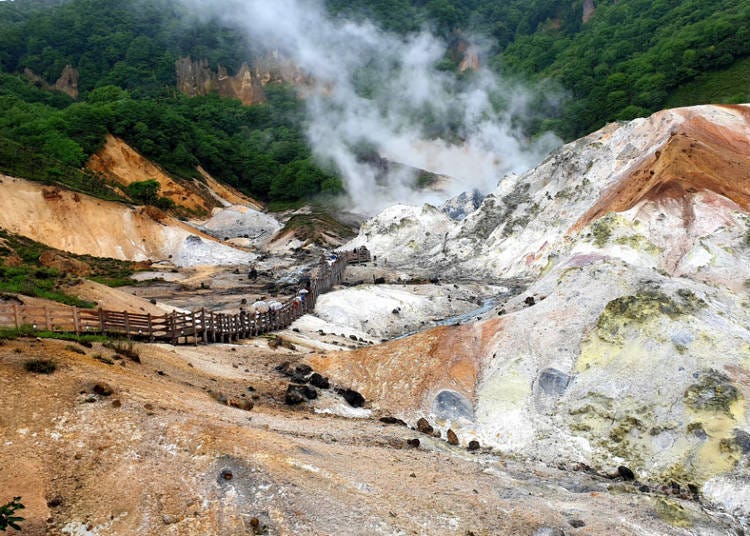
(181, 0), (562, 213)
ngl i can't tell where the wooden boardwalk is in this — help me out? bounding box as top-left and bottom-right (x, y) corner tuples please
(0, 248), (370, 345)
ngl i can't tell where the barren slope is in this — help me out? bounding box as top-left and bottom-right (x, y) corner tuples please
(88, 134), (219, 216)
(0, 337), (735, 535)
(0, 175), (256, 266)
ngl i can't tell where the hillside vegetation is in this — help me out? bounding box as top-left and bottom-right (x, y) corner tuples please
(0, 0), (340, 203)
(0, 0), (748, 202)
(328, 0), (750, 139)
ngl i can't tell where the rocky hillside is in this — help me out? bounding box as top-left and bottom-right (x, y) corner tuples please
(315, 104), (750, 522)
(0, 175), (256, 267)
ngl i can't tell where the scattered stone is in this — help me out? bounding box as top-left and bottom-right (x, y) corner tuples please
(407, 438), (420, 448)
(467, 440), (480, 451)
(391, 308), (400, 315)
(249, 516), (267, 535)
(336, 388), (365, 407)
(111, 399), (122, 408)
(373, 277), (386, 284)
(220, 469), (233, 481)
(46, 497), (63, 508)
(349, 334), (358, 341)
(309, 373), (330, 389)
(447, 429), (459, 445)
(209, 391), (228, 405)
(639, 485), (650, 493)
(286, 384), (317, 404)
(617, 466), (635, 481)
(568, 519), (585, 528)
(84, 395), (97, 403)
(524, 296), (536, 306)
(296, 364), (313, 376)
(416, 418), (434, 435)
(162, 514), (177, 525)
(432, 430), (441, 438)
(92, 382), (113, 397)
(156, 370), (167, 376)
(233, 399), (254, 411)
(380, 416), (407, 426)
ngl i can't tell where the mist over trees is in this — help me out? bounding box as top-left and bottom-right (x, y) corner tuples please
(0, 0), (748, 203)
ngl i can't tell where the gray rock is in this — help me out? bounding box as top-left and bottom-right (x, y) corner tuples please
(734, 429), (750, 454)
(538, 368), (572, 396)
(432, 390), (474, 420)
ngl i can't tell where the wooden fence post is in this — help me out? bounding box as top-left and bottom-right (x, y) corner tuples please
(147, 313), (154, 341)
(123, 310), (131, 339)
(201, 308), (208, 344)
(13, 305), (19, 330)
(98, 307), (106, 335)
(191, 310), (197, 346)
(73, 307), (80, 335)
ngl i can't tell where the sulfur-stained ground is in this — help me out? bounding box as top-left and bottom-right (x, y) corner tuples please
(0, 336), (738, 535)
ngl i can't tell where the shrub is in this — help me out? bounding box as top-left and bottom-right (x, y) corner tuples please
(23, 359), (57, 374)
(103, 340), (140, 362)
(0, 497), (24, 532)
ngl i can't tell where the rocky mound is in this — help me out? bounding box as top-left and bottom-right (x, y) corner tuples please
(317, 104), (750, 520)
(199, 205), (281, 247)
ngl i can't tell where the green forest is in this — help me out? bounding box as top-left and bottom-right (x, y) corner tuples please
(0, 0), (340, 204)
(0, 0), (749, 204)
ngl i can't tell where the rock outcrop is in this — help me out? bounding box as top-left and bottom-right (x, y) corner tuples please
(54, 64), (79, 99)
(582, 0), (596, 23)
(23, 64), (79, 99)
(176, 57), (266, 105)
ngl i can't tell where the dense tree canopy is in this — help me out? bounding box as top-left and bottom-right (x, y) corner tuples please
(0, 0), (748, 203)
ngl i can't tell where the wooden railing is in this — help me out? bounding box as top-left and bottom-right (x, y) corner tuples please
(0, 247), (370, 345)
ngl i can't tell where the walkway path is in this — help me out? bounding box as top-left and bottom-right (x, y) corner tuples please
(0, 248), (370, 345)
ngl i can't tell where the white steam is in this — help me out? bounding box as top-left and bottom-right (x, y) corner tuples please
(181, 0), (562, 213)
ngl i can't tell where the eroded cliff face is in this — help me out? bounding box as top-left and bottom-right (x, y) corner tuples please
(23, 64), (79, 99)
(176, 57), (266, 105)
(87, 134), (220, 216)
